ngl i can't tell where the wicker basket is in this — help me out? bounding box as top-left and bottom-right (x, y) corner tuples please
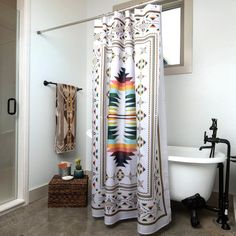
(48, 175), (88, 207)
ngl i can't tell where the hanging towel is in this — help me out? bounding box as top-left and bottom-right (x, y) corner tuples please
(55, 84), (77, 154)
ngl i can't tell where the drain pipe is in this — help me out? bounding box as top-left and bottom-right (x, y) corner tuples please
(218, 138), (231, 230)
(230, 156), (236, 225)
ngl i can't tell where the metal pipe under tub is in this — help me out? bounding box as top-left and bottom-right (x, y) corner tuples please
(198, 118), (233, 230)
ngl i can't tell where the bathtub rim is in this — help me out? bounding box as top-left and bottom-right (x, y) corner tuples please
(85, 129), (227, 165)
(168, 146), (226, 164)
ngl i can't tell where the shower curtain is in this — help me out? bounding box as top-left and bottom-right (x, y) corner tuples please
(92, 4), (171, 235)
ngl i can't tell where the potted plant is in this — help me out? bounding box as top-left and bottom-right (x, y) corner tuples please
(74, 158), (84, 178)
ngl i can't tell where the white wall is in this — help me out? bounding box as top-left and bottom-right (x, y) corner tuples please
(29, 0), (236, 195)
(165, 0), (236, 194)
(29, 0), (136, 189)
(29, 0), (87, 189)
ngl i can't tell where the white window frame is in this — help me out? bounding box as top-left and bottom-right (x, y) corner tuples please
(113, 0), (193, 75)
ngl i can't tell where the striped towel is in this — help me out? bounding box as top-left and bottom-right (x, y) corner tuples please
(55, 84), (77, 154)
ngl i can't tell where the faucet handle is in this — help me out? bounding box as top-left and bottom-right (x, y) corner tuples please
(204, 131), (208, 144)
(210, 118), (218, 130)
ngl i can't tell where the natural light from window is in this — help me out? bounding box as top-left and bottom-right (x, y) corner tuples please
(162, 7), (181, 66)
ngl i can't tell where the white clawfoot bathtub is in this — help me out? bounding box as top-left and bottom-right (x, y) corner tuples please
(168, 146), (226, 202)
(86, 130), (226, 203)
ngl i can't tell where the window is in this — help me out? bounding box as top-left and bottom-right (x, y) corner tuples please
(113, 0), (193, 75)
(162, 7), (181, 66)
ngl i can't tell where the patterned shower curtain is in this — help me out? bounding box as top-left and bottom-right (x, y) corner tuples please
(92, 4), (171, 235)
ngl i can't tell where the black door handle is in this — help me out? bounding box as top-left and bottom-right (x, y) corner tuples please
(7, 98), (16, 115)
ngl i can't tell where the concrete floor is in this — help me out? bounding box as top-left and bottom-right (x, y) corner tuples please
(0, 197), (235, 236)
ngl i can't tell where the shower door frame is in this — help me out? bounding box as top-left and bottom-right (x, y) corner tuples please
(0, 0), (30, 215)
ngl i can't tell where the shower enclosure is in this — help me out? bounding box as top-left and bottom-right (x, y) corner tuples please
(0, 0), (18, 207)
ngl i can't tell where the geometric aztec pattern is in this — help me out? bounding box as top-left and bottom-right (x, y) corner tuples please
(55, 84), (77, 154)
(92, 4), (171, 235)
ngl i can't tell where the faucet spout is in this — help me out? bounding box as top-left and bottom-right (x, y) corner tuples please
(199, 145), (212, 151)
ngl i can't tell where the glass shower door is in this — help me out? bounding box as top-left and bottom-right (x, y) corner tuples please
(0, 0), (18, 205)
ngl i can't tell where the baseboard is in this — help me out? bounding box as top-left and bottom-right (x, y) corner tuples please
(29, 184), (48, 203)
(0, 199), (25, 216)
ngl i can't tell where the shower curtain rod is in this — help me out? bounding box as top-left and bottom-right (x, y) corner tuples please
(37, 0), (160, 35)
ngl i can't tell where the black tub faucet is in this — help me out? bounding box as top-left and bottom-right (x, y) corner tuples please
(200, 119), (231, 230)
(199, 118), (218, 157)
(203, 132), (231, 230)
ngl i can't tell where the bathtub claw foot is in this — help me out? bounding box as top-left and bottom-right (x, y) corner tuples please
(182, 193), (206, 228)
